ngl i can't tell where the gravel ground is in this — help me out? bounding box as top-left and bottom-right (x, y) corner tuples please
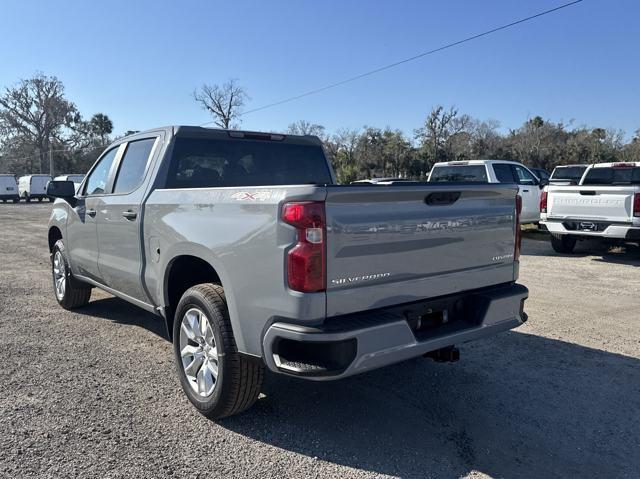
(1, 203), (639, 479)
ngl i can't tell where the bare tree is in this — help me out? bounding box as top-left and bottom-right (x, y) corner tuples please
(0, 73), (78, 173)
(193, 79), (248, 129)
(287, 120), (326, 137)
(414, 106), (459, 167)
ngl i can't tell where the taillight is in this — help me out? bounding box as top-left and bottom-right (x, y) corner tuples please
(282, 202), (326, 292)
(634, 193), (640, 218)
(540, 190), (548, 213)
(515, 195), (522, 260)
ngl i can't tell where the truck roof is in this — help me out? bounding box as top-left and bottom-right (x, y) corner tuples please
(433, 159), (524, 167)
(590, 162), (640, 168)
(121, 126), (324, 147)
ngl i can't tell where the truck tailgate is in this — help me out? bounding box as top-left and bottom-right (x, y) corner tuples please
(547, 186), (635, 222)
(324, 184), (518, 317)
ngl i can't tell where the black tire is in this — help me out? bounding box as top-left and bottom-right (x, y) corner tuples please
(1, 199), (5, 203)
(550, 234), (577, 254)
(25, 195), (30, 203)
(173, 283), (264, 419)
(51, 239), (92, 309)
(38, 197), (43, 202)
(12, 198), (19, 203)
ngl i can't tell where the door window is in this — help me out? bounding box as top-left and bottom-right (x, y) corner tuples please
(112, 138), (157, 194)
(84, 148), (119, 195)
(492, 164), (516, 183)
(512, 165), (538, 185)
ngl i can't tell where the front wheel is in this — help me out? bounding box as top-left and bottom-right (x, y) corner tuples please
(51, 240), (92, 309)
(550, 234), (577, 254)
(173, 283), (264, 419)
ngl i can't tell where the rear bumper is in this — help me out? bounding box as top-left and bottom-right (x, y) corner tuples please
(541, 219), (640, 240)
(262, 283), (528, 380)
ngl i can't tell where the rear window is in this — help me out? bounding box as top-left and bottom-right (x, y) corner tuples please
(550, 166), (587, 182)
(581, 166), (640, 185)
(165, 138), (332, 188)
(429, 165), (487, 183)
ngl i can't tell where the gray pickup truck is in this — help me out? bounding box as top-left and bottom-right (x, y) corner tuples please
(47, 126), (529, 418)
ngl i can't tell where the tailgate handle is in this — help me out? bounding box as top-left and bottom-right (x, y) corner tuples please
(579, 190), (597, 196)
(425, 191), (461, 206)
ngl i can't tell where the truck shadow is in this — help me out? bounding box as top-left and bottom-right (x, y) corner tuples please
(75, 295), (639, 478)
(77, 296), (168, 339)
(219, 331), (639, 479)
(521, 238), (640, 266)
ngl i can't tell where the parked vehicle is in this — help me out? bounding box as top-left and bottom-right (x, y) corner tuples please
(548, 164), (588, 185)
(0, 174), (20, 203)
(428, 160), (545, 223)
(540, 162), (640, 253)
(47, 126), (528, 418)
(54, 174), (85, 184)
(18, 174), (52, 202)
(530, 168), (551, 182)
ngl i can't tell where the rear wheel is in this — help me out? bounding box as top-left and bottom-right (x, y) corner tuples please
(25, 195), (30, 203)
(550, 234), (577, 254)
(51, 240), (92, 309)
(173, 283), (264, 419)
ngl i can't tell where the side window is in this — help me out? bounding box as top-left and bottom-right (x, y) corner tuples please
(512, 165), (537, 185)
(112, 138), (156, 194)
(493, 164), (516, 183)
(84, 147), (119, 195)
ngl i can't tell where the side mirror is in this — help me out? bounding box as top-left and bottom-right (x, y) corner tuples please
(47, 180), (77, 205)
(539, 178), (549, 188)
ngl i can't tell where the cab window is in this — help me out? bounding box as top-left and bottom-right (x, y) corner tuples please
(512, 165), (537, 185)
(83, 147), (119, 195)
(112, 138), (156, 194)
(492, 164), (516, 183)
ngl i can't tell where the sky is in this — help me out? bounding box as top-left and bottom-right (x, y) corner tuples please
(1, 0), (638, 139)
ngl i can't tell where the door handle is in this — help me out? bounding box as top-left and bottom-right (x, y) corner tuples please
(522, 189), (530, 192)
(86, 208), (96, 218)
(122, 210), (137, 220)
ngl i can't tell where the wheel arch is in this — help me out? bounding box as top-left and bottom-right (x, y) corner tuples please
(162, 253), (243, 348)
(48, 226), (63, 253)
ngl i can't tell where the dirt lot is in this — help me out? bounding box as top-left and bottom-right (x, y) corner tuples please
(0, 203), (638, 479)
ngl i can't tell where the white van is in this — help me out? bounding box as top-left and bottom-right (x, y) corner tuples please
(18, 174), (52, 202)
(0, 175), (20, 203)
(54, 174), (84, 192)
(54, 174), (84, 184)
(428, 160), (546, 224)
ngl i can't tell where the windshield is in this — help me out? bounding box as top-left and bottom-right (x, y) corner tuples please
(428, 165), (487, 182)
(581, 166), (640, 185)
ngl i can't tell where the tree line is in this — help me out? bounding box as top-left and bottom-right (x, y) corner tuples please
(2, 74), (639, 182)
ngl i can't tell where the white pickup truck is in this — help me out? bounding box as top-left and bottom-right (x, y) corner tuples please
(540, 162), (640, 253)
